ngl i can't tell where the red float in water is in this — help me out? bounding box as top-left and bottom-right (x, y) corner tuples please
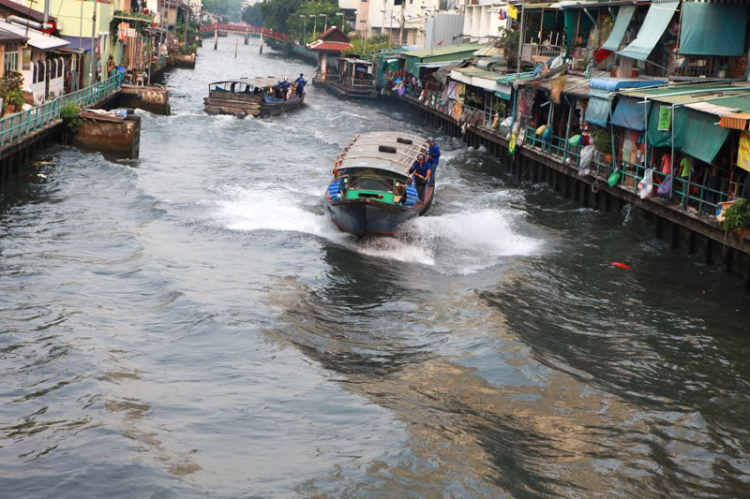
(611, 262), (630, 270)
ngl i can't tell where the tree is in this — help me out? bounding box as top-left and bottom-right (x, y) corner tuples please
(261, 0), (341, 40)
(241, 4), (263, 27)
(260, 0), (300, 34)
(203, 0), (245, 21)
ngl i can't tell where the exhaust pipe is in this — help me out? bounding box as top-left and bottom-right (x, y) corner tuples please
(6, 15), (54, 32)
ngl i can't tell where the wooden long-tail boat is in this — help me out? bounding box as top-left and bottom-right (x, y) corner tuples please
(325, 132), (434, 236)
(204, 77), (305, 118)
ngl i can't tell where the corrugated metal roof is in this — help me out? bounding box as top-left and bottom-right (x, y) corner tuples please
(338, 132), (429, 177)
(719, 113), (750, 130)
(401, 43), (483, 59)
(620, 82), (748, 98)
(0, 20), (67, 50)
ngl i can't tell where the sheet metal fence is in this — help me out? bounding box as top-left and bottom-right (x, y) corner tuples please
(0, 73), (124, 148)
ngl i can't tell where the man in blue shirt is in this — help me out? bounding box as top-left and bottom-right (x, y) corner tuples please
(409, 153), (432, 203)
(427, 138), (441, 186)
(295, 74), (306, 97)
(278, 77), (290, 100)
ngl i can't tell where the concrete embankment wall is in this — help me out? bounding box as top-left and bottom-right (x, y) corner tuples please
(404, 97), (750, 291)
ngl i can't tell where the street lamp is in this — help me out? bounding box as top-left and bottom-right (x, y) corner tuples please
(319, 14), (327, 33)
(359, 19), (368, 55)
(334, 12), (343, 30)
(300, 14), (307, 44)
(310, 14), (318, 40)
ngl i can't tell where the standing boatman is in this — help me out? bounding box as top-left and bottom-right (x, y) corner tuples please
(295, 73), (306, 97)
(409, 154), (432, 203)
(427, 138), (441, 186)
(279, 77), (290, 101)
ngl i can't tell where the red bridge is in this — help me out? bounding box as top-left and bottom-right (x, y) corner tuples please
(199, 24), (287, 42)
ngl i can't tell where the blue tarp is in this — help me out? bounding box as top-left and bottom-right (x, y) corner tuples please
(611, 97), (649, 131)
(679, 3), (746, 56)
(61, 35), (93, 53)
(601, 6), (635, 52)
(586, 89), (613, 128)
(590, 77), (667, 92)
(617, 2), (679, 61)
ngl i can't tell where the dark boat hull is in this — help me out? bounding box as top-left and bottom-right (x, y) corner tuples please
(204, 94), (304, 118)
(326, 186), (434, 236)
(326, 82), (378, 99)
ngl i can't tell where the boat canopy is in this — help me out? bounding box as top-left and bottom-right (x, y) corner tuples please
(337, 132), (429, 178)
(208, 77), (287, 90)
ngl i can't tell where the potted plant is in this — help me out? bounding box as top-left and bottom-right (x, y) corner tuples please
(0, 72), (23, 115)
(591, 126), (613, 163)
(721, 198), (749, 238)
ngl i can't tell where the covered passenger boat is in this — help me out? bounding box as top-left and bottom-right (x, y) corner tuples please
(204, 77), (305, 118)
(328, 58), (377, 99)
(325, 132), (434, 236)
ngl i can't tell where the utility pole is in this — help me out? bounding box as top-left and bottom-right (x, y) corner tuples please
(89, 1), (97, 86)
(389, 10), (393, 49)
(399, 0), (406, 46)
(516, 1), (525, 74)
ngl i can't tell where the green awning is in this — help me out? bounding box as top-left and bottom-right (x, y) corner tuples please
(647, 106), (729, 164)
(495, 90), (511, 101)
(679, 3), (747, 57)
(617, 2), (679, 61)
(600, 6), (635, 52)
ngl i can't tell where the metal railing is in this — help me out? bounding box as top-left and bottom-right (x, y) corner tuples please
(522, 126), (735, 217)
(0, 73), (124, 148)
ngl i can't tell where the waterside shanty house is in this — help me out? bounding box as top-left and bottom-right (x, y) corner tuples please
(0, 18), (68, 105)
(308, 27), (354, 83)
(394, 0), (750, 278)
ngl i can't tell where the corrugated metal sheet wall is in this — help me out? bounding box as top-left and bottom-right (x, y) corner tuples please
(425, 14), (465, 49)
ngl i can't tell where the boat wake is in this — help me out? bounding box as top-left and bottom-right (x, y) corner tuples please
(213, 186), (542, 274)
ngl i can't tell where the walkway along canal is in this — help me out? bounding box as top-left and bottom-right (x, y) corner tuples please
(401, 92), (750, 292)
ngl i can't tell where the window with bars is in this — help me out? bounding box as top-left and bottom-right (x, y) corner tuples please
(4, 44), (18, 74)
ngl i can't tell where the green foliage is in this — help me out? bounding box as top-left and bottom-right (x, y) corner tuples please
(723, 198), (749, 234)
(241, 3), (263, 27)
(343, 35), (391, 59)
(113, 9), (155, 22)
(590, 126), (612, 155)
(263, 0), (342, 40)
(4, 89), (24, 108)
(0, 72), (24, 111)
(61, 102), (83, 133)
(203, 0), (246, 21)
(496, 28), (519, 64)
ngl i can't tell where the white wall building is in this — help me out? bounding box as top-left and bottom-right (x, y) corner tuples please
(463, 1), (510, 44)
(368, 0), (453, 47)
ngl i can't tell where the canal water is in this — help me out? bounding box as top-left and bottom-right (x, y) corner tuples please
(2, 37), (750, 498)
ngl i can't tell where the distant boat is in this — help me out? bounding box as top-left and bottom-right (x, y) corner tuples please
(326, 58), (377, 99)
(325, 132), (434, 236)
(204, 77), (305, 118)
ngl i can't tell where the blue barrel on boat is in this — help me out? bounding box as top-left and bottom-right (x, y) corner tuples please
(327, 179), (343, 200)
(404, 184), (418, 206)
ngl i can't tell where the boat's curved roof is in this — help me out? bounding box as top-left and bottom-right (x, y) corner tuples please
(337, 132), (429, 177)
(209, 77), (287, 88)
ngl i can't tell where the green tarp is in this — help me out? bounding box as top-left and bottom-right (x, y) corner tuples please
(586, 89), (613, 128)
(679, 3), (746, 56)
(601, 6), (635, 52)
(617, 1), (679, 61)
(647, 106), (729, 164)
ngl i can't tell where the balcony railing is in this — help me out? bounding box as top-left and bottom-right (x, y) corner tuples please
(0, 73), (124, 148)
